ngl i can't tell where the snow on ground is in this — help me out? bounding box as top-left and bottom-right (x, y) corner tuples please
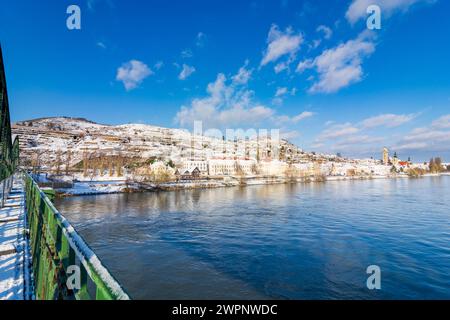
(0, 253), (24, 300)
(72, 172), (128, 182)
(58, 182), (127, 196)
(13, 116), (301, 174)
(0, 177), (31, 300)
(56, 174), (409, 196)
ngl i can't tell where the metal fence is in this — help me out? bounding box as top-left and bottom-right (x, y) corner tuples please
(25, 173), (130, 300)
(0, 45), (20, 206)
(0, 174), (13, 206)
(1, 45), (129, 300)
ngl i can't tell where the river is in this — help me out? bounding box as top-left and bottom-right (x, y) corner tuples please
(55, 176), (450, 299)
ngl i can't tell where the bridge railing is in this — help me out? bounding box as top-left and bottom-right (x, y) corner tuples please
(1, 44), (20, 206)
(0, 174), (13, 206)
(0, 136), (19, 206)
(25, 172), (130, 300)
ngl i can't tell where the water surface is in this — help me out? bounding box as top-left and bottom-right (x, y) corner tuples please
(55, 177), (450, 299)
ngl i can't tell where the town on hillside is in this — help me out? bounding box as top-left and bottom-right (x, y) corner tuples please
(13, 117), (450, 195)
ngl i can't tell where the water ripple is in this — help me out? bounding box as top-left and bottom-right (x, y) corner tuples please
(56, 177), (450, 299)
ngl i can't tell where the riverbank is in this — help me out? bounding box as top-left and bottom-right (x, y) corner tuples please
(53, 177), (285, 197)
(48, 172), (450, 197)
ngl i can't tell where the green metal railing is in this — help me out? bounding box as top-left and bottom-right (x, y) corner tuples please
(0, 45), (20, 205)
(0, 45), (19, 179)
(1, 45), (129, 300)
(25, 172), (130, 300)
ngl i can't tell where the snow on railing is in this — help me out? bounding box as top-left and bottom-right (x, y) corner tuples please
(25, 173), (130, 300)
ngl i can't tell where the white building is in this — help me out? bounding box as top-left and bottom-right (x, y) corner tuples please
(411, 162), (428, 171)
(208, 159), (237, 176)
(292, 162), (314, 177)
(236, 159), (257, 176)
(259, 160), (288, 176)
(150, 161), (175, 175)
(182, 160), (208, 176)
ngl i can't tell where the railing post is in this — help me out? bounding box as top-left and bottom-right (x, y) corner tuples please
(0, 180), (3, 207)
(1, 178), (5, 207)
(7, 175), (11, 195)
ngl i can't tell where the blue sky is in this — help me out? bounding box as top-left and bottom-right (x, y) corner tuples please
(1, 0), (450, 161)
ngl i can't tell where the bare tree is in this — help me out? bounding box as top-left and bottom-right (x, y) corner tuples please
(435, 157), (442, 171)
(99, 153), (106, 176)
(65, 149), (72, 175)
(109, 157), (114, 177)
(429, 157), (443, 173)
(55, 150), (62, 175)
(31, 149), (45, 175)
(116, 154), (124, 177)
(83, 151), (88, 177)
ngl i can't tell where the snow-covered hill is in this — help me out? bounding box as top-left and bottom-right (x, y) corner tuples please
(12, 117), (308, 171)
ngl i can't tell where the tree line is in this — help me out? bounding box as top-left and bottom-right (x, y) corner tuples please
(429, 157), (449, 173)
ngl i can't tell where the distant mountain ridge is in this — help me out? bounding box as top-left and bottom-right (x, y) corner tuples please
(15, 116), (103, 126)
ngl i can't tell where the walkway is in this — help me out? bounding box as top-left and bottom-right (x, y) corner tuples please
(0, 176), (32, 300)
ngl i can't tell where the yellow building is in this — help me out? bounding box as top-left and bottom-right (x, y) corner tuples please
(382, 147), (389, 165)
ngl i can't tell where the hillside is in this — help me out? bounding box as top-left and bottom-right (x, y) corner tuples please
(12, 117), (310, 173)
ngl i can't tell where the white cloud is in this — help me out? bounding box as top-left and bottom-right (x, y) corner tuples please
(302, 33), (375, 93)
(96, 41), (106, 49)
(314, 121), (385, 157)
(346, 0), (429, 24)
(296, 58), (314, 73)
(311, 39), (322, 49)
(319, 135), (385, 156)
(310, 143), (324, 150)
(361, 113), (417, 128)
(116, 60), (153, 91)
(328, 135), (385, 156)
(261, 24), (303, 67)
(318, 123), (360, 141)
(313, 112), (450, 159)
(175, 73), (272, 128)
(178, 64), (196, 80)
(181, 49), (193, 58)
(274, 62), (289, 74)
(272, 97), (284, 106)
(275, 87), (288, 97)
(431, 114), (450, 129)
(273, 110), (315, 125)
(281, 130), (301, 140)
(291, 111), (314, 123)
(403, 127), (450, 143)
(316, 25), (332, 39)
(272, 87), (290, 106)
(154, 61), (164, 70)
(232, 61), (253, 85)
(196, 32), (207, 47)
(272, 87), (298, 106)
(336, 135), (384, 146)
(215, 105), (275, 127)
(318, 113), (416, 143)
(312, 65), (363, 93)
(174, 69), (312, 130)
(393, 117), (450, 153)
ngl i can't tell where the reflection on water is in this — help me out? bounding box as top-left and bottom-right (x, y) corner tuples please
(55, 177), (450, 299)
